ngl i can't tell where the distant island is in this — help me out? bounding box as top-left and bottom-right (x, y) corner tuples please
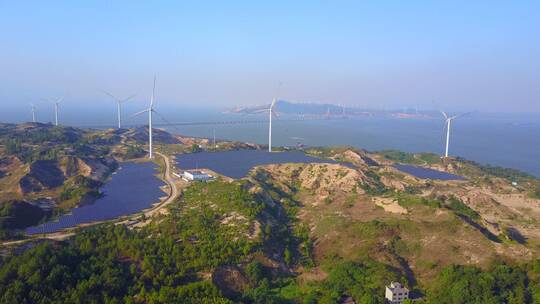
(1, 122), (540, 303)
(226, 99), (433, 119)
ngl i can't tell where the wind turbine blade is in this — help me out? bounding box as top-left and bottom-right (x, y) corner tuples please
(121, 94), (136, 103)
(270, 98), (276, 109)
(56, 97), (64, 104)
(452, 112), (472, 120)
(252, 109), (268, 114)
(439, 110), (448, 120)
(101, 90), (119, 102)
(150, 75), (156, 107)
(131, 109), (150, 117)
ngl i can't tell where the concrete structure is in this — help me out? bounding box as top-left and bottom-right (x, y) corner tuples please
(179, 170), (213, 182)
(385, 282), (409, 304)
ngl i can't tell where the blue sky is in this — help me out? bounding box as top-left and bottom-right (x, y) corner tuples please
(1, 1), (539, 112)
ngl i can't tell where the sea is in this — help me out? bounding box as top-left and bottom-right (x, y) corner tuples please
(1, 105), (539, 178)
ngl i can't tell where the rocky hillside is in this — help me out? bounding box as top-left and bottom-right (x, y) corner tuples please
(1, 144), (540, 303)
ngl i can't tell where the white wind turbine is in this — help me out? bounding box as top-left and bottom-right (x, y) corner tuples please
(133, 76), (157, 159)
(440, 111), (469, 158)
(43, 97), (63, 126)
(30, 103), (37, 123)
(268, 99), (278, 152)
(253, 99), (279, 152)
(102, 91), (136, 129)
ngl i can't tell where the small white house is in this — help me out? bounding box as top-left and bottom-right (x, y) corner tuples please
(385, 282), (409, 304)
(180, 170), (213, 182)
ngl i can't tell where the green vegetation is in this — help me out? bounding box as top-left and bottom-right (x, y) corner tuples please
(379, 150), (441, 165)
(531, 186), (540, 200)
(444, 197), (479, 220)
(359, 171), (387, 195)
(426, 262), (540, 304)
(380, 150), (419, 164)
(59, 175), (102, 208)
(299, 260), (402, 303)
(123, 145), (146, 159)
(395, 193), (442, 209)
(190, 144), (203, 153)
(456, 157), (535, 182)
(1, 176), (540, 303)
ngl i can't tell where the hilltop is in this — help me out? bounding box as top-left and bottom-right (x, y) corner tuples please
(0, 123), (187, 239)
(1, 125), (540, 303)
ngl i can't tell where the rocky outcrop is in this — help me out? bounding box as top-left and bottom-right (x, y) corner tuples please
(262, 163), (368, 196)
(334, 149), (379, 167)
(211, 266), (249, 298)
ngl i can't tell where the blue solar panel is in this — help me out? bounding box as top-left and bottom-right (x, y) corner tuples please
(393, 164), (465, 180)
(175, 150), (349, 179)
(26, 162), (166, 235)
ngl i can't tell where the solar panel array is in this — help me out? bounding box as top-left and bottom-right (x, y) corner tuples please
(26, 162), (166, 235)
(393, 164), (465, 180)
(175, 150), (348, 179)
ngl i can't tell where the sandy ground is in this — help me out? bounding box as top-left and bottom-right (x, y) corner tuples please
(373, 197), (408, 214)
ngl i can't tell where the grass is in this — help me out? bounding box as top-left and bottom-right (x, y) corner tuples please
(531, 186), (540, 200)
(395, 193), (442, 209)
(445, 197), (479, 220)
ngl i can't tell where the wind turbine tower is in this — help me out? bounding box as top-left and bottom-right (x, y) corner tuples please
(102, 91), (136, 128)
(47, 97), (63, 126)
(441, 111), (468, 158)
(268, 99), (277, 152)
(133, 76), (157, 159)
(30, 104), (36, 123)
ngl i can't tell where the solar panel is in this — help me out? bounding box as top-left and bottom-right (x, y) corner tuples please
(26, 162), (166, 235)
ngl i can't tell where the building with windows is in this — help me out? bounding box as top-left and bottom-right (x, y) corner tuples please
(385, 282), (409, 304)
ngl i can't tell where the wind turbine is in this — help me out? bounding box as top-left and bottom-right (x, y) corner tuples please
(30, 103), (37, 123)
(268, 99), (278, 152)
(43, 97), (63, 126)
(440, 111), (469, 158)
(254, 99), (278, 152)
(133, 76), (156, 159)
(102, 91), (136, 128)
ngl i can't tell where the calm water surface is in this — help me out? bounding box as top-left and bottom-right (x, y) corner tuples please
(26, 162), (165, 235)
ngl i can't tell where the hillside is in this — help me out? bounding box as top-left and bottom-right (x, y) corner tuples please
(0, 123), (183, 239)
(1, 134), (540, 303)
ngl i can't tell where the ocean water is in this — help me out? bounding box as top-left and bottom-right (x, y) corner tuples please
(159, 110), (540, 178)
(1, 105), (539, 178)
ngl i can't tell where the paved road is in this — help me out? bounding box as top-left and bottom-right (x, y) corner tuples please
(143, 151), (180, 217)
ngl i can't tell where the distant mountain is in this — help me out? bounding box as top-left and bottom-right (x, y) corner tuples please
(227, 100), (432, 118)
(228, 100), (350, 115)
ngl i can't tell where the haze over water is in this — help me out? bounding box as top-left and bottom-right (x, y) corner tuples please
(165, 110), (540, 178)
(1, 105), (538, 177)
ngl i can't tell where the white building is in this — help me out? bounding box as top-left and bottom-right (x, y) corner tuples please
(179, 170), (213, 182)
(385, 282), (409, 304)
